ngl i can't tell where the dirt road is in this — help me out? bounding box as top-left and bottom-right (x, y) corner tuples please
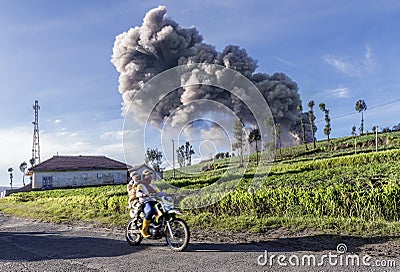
(0, 213), (398, 272)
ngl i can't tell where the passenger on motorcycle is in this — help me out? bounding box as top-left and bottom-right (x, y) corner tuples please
(136, 169), (164, 238)
(127, 172), (140, 209)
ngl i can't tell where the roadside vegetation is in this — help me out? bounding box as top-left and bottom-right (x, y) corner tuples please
(1, 131), (400, 237)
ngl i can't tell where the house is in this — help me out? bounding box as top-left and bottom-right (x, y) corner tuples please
(129, 164), (162, 181)
(29, 155), (130, 189)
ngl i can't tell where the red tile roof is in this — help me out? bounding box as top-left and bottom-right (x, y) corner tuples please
(30, 156), (129, 172)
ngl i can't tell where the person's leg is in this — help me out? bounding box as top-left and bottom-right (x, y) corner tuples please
(141, 202), (153, 238)
(143, 202), (154, 219)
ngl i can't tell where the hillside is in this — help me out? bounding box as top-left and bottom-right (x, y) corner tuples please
(1, 131), (400, 236)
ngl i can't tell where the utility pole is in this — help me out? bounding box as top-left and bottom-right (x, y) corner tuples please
(375, 126), (378, 152)
(32, 100), (41, 166)
(172, 139), (176, 179)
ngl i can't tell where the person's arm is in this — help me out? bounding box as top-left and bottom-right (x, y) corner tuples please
(136, 184), (147, 198)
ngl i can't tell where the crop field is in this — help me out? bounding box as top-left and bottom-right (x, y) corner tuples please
(1, 131), (400, 236)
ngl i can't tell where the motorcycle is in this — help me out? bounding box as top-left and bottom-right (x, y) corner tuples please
(125, 195), (190, 251)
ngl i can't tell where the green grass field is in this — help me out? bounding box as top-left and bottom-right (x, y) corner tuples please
(1, 131), (400, 236)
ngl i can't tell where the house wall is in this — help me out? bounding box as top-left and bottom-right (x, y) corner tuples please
(32, 169), (128, 189)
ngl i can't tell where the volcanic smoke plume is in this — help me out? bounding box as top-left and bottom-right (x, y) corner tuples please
(111, 6), (308, 145)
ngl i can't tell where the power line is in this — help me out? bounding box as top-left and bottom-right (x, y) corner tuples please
(368, 98), (400, 110)
(315, 98), (400, 123)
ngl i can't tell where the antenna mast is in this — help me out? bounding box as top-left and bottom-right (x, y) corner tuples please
(31, 100), (41, 166)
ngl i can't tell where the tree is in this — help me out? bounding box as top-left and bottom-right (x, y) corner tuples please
(19, 161), (27, 186)
(7, 167), (13, 189)
(145, 148), (163, 173)
(176, 142), (195, 167)
(351, 125), (357, 154)
(319, 103), (331, 148)
(248, 128), (261, 164)
(184, 141), (195, 166)
(263, 117), (279, 161)
(215, 152), (230, 160)
(176, 146), (185, 168)
(297, 104), (308, 150)
(276, 123), (282, 160)
(392, 123), (400, 131)
(232, 118), (245, 166)
(308, 100), (317, 149)
(29, 158), (35, 167)
(355, 99), (367, 135)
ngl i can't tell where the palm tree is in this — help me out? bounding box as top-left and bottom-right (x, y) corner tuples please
(19, 161), (28, 186)
(297, 104), (308, 150)
(263, 117), (280, 161)
(232, 118), (245, 166)
(308, 100), (317, 149)
(276, 123), (282, 160)
(248, 128), (261, 164)
(184, 141), (195, 166)
(355, 99), (367, 135)
(7, 167), (13, 189)
(176, 146), (185, 168)
(319, 103), (331, 148)
(29, 158), (35, 167)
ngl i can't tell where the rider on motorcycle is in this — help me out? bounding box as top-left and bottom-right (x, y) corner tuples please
(136, 169), (164, 238)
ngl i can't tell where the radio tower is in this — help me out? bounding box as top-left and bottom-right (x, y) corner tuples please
(31, 100), (41, 166)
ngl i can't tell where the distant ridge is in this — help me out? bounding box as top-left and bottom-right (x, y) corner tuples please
(0, 186), (9, 197)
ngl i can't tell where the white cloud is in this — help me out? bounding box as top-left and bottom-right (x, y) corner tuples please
(0, 127), (32, 187)
(322, 45), (374, 77)
(100, 130), (123, 141)
(324, 87), (351, 98)
(275, 57), (299, 68)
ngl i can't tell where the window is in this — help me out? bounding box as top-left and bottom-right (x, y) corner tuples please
(42, 176), (53, 189)
(114, 173), (122, 183)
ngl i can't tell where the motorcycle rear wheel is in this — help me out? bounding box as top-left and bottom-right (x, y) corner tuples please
(126, 218), (143, 246)
(165, 218), (190, 251)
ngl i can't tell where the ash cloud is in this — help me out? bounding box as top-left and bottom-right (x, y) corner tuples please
(111, 6), (308, 145)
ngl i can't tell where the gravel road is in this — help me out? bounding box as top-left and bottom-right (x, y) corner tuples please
(0, 213), (399, 272)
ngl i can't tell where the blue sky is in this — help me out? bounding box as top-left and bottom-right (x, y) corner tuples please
(1, 0), (400, 187)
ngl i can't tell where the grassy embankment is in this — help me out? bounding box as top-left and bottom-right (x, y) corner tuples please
(1, 131), (400, 236)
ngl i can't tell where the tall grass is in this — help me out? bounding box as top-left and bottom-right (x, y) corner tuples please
(1, 138), (400, 235)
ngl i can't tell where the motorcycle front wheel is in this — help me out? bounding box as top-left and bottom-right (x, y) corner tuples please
(126, 218), (143, 246)
(165, 218), (190, 251)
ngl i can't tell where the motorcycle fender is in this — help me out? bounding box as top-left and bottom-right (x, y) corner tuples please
(168, 209), (183, 215)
